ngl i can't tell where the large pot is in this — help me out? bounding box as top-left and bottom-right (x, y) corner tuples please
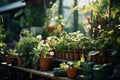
(39, 57), (52, 70)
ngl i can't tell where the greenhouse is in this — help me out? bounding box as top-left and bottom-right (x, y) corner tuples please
(0, 0), (120, 80)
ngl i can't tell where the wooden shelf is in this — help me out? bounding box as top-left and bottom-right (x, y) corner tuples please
(53, 58), (77, 62)
(1, 62), (74, 80)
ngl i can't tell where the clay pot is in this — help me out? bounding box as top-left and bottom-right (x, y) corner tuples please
(58, 52), (61, 58)
(48, 27), (54, 33)
(68, 50), (74, 60)
(5, 54), (11, 64)
(61, 52), (66, 59)
(17, 57), (23, 66)
(73, 51), (79, 60)
(54, 51), (59, 58)
(39, 57), (52, 71)
(69, 51), (74, 60)
(67, 68), (79, 79)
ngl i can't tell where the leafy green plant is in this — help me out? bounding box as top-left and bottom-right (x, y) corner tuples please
(16, 29), (38, 67)
(95, 36), (108, 49)
(79, 37), (95, 52)
(95, 30), (117, 49)
(82, 0), (110, 38)
(60, 61), (81, 71)
(112, 37), (120, 64)
(0, 16), (7, 55)
(50, 31), (95, 54)
(80, 62), (94, 76)
(7, 49), (18, 58)
(16, 37), (38, 54)
(16, 29), (38, 54)
(34, 40), (52, 58)
(16, 36), (38, 68)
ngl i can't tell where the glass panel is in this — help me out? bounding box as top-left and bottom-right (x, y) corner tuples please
(77, 0), (93, 36)
(63, 0), (74, 7)
(63, 8), (73, 32)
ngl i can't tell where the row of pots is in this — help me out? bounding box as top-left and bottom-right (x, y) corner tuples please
(5, 54), (22, 66)
(54, 63), (113, 80)
(54, 49), (113, 64)
(91, 54), (113, 64)
(4, 54), (113, 80)
(5, 54), (52, 71)
(54, 50), (84, 61)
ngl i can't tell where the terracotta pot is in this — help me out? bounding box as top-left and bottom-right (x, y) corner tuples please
(39, 57), (52, 70)
(54, 51), (59, 58)
(65, 51), (69, 59)
(69, 52), (74, 60)
(73, 51), (79, 60)
(68, 50), (74, 60)
(5, 54), (11, 64)
(67, 68), (78, 79)
(48, 27), (54, 33)
(58, 52), (61, 58)
(17, 57), (23, 66)
(61, 52), (66, 59)
(92, 55), (97, 63)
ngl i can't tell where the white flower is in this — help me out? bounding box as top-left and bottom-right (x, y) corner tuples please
(47, 37), (52, 40)
(59, 15), (63, 18)
(55, 16), (59, 20)
(41, 40), (44, 43)
(45, 43), (49, 47)
(36, 35), (42, 40)
(67, 61), (73, 65)
(49, 51), (54, 56)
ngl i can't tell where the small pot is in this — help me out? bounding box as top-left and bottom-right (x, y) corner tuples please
(67, 68), (79, 79)
(48, 27), (54, 33)
(17, 57), (23, 66)
(5, 54), (11, 64)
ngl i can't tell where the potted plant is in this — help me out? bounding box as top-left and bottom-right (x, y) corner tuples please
(68, 31), (86, 60)
(7, 49), (18, 65)
(53, 61), (69, 77)
(96, 30), (116, 52)
(59, 60), (81, 79)
(34, 39), (53, 70)
(0, 42), (7, 63)
(50, 35), (66, 58)
(0, 23), (7, 63)
(16, 29), (38, 68)
(48, 22), (55, 33)
(95, 30), (116, 63)
(112, 37), (120, 64)
(57, 36), (68, 59)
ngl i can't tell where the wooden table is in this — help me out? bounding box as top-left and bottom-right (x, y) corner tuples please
(1, 62), (74, 80)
